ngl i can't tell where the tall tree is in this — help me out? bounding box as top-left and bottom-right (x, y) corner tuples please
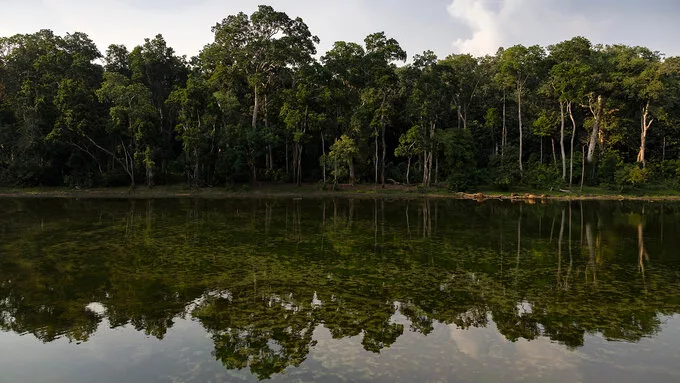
(362, 32), (406, 187)
(96, 72), (157, 188)
(210, 5), (319, 182)
(498, 45), (545, 174)
(610, 46), (663, 168)
(548, 37), (591, 185)
(280, 63), (327, 186)
(440, 54), (482, 130)
(321, 41), (367, 185)
(406, 51), (447, 187)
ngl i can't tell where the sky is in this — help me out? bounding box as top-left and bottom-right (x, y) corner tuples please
(1, 0), (679, 59)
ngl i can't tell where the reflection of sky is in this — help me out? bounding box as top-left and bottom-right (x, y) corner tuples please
(1, 314), (680, 382)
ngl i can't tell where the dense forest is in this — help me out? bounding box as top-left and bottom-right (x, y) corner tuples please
(1, 5), (679, 191)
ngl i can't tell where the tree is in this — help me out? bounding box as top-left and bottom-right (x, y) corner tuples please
(320, 41), (367, 185)
(104, 44), (131, 77)
(394, 126), (421, 185)
(280, 63), (327, 185)
(405, 51), (447, 187)
(328, 135), (358, 185)
(498, 45), (545, 175)
(96, 72), (157, 188)
(167, 74), (219, 186)
(548, 37), (591, 185)
(440, 54), (482, 130)
(210, 5), (319, 182)
(362, 32), (406, 188)
(610, 46), (663, 168)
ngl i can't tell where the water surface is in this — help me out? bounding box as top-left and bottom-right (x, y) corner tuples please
(0, 198), (679, 382)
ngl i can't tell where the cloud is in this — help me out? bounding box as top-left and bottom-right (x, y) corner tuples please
(447, 0), (594, 55)
(449, 323), (584, 381)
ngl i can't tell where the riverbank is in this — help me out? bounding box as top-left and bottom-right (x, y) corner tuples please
(1, 183), (680, 201)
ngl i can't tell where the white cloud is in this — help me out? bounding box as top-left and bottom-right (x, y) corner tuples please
(447, 0), (595, 55)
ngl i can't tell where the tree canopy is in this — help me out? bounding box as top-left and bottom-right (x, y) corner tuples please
(1, 6), (680, 191)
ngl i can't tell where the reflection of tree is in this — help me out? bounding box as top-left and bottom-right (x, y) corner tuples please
(195, 296), (317, 380)
(0, 199), (679, 380)
(638, 223), (650, 275)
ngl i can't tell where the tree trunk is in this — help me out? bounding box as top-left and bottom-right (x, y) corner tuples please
(462, 107), (468, 130)
(264, 94), (272, 171)
(423, 150), (428, 187)
(251, 155), (257, 184)
(560, 101), (567, 180)
(637, 101), (653, 168)
(292, 143), (298, 185)
(249, 84), (259, 184)
(580, 145), (586, 192)
(321, 132), (326, 184)
(502, 90), (507, 161)
(349, 159), (355, 186)
(423, 150), (430, 187)
(381, 125), (386, 188)
(568, 102), (577, 187)
(457, 104), (468, 130)
(663, 136), (666, 162)
(456, 102), (461, 129)
(252, 84), (259, 131)
(193, 147), (199, 185)
(587, 95), (603, 164)
(297, 143), (303, 186)
(552, 138), (557, 168)
(517, 86), (524, 174)
(427, 152), (433, 188)
(406, 157), (411, 185)
(374, 127), (379, 185)
(268, 144), (273, 171)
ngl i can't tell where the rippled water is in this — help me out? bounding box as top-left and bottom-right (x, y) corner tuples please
(0, 198), (679, 382)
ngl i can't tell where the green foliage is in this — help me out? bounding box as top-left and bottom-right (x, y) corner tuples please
(1, 19), (680, 191)
(615, 163), (651, 188)
(328, 135), (358, 183)
(439, 128), (477, 191)
(524, 161), (562, 190)
(657, 159), (680, 187)
(599, 150), (624, 185)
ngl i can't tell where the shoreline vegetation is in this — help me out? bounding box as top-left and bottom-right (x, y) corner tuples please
(2, 184), (680, 201)
(1, 6), (680, 195)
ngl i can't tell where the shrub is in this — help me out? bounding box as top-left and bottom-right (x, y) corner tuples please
(598, 150), (623, 185)
(615, 164), (650, 189)
(447, 170), (480, 192)
(524, 162), (561, 190)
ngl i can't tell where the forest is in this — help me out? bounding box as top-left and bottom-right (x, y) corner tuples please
(1, 5), (679, 191)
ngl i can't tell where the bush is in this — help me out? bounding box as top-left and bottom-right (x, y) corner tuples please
(447, 170), (479, 192)
(524, 162), (561, 190)
(598, 150), (623, 185)
(658, 160), (680, 185)
(487, 148), (521, 191)
(615, 164), (650, 189)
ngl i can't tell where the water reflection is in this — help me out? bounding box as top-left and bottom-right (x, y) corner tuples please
(0, 198), (679, 382)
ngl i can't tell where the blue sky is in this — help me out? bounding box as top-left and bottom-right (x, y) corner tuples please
(1, 0), (678, 59)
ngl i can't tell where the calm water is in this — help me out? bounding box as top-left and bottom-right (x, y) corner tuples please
(0, 197), (679, 383)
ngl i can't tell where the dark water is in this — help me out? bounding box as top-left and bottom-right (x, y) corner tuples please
(1, 198), (679, 383)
